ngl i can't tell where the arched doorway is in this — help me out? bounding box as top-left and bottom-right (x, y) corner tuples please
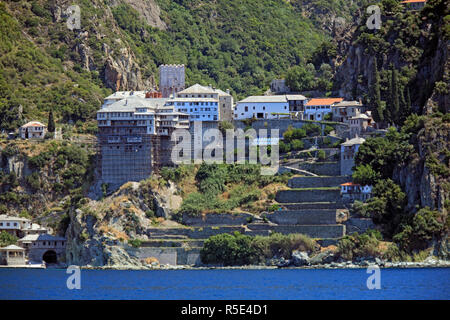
(42, 250), (57, 264)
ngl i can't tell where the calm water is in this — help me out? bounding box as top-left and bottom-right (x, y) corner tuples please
(0, 268), (449, 300)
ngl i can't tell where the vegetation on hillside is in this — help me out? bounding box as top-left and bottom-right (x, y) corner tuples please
(200, 231), (316, 266)
(352, 114), (449, 254)
(158, 163), (291, 218)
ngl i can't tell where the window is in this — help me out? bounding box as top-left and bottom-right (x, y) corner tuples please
(245, 106), (248, 112)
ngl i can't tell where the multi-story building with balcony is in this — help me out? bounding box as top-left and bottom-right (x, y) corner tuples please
(169, 84), (234, 121)
(97, 96), (189, 186)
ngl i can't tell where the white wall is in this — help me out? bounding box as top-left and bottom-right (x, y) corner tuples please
(234, 102), (289, 120)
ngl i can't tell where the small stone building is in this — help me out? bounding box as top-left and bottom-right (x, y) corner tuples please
(18, 234), (66, 264)
(0, 245), (26, 266)
(340, 182), (372, 202)
(19, 121), (47, 139)
(340, 136), (365, 176)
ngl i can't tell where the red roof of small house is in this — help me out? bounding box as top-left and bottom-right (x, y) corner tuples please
(21, 121), (46, 128)
(306, 98), (343, 106)
(340, 182), (361, 186)
(401, 0), (426, 3)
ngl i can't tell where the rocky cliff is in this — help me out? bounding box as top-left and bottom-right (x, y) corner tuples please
(393, 117), (449, 213)
(65, 180), (183, 267)
(50, 0), (158, 91)
(334, 0), (449, 113)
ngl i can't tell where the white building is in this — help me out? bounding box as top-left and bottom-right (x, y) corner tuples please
(168, 84), (233, 121)
(97, 97), (189, 136)
(340, 182), (373, 202)
(340, 136), (366, 176)
(101, 91), (147, 109)
(234, 95), (289, 120)
(19, 121), (46, 139)
(0, 215), (31, 237)
(304, 98), (343, 121)
(0, 215), (47, 237)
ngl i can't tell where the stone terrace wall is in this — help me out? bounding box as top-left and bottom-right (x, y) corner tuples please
(181, 212), (255, 226)
(146, 226), (246, 239)
(276, 189), (341, 203)
(288, 176), (351, 188)
(296, 162), (341, 176)
(129, 247), (202, 266)
(265, 209), (337, 225)
(272, 225), (345, 238)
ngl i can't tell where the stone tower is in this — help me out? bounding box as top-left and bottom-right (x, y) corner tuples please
(159, 64), (185, 98)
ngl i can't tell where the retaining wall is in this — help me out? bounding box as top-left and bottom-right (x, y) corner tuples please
(130, 247), (202, 266)
(344, 218), (376, 234)
(146, 226), (246, 239)
(296, 161), (341, 176)
(288, 176), (351, 188)
(276, 189), (341, 203)
(181, 212), (255, 226)
(265, 210), (337, 225)
(271, 225), (345, 238)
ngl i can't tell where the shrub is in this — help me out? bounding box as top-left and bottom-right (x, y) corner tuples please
(128, 239), (142, 248)
(0, 231), (18, 247)
(337, 230), (382, 260)
(200, 232), (316, 266)
(317, 150), (326, 160)
(352, 164), (380, 186)
(393, 207), (445, 251)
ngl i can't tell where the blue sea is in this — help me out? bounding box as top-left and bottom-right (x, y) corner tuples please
(0, 268), (449, 300)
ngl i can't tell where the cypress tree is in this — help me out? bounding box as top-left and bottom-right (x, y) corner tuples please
(384, 69), (393, 123)
(370, 59), (384, 124)
(391, 66), (400, 124)
(48, 110), (55, 133)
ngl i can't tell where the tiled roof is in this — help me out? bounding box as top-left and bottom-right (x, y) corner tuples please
(305, 98), (343, 106)
(341, 136), (366, 146)
(238, 95), (288, 103)
(178, 84), (230, 96)
(0, 245), (25, 251)
(19, 234), (66, 242)
(0, 215), (30, 222)
(20, 121), (46, 128)
(401, 0), (426, 3)
(340, 182), (360, 186)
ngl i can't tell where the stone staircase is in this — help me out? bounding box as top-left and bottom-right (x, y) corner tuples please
(263, 175), (352, 239)
(131, 171), (353, 265)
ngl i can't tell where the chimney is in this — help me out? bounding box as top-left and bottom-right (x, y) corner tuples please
(226, 89), (230, 94)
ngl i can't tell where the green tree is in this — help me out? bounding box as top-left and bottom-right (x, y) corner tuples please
(285, 64), (316, 92)
(370, 59), (384, 124)
(352, 164), (380, 186)
(47, 110), (55, 133)
(0, 231), (18, 247)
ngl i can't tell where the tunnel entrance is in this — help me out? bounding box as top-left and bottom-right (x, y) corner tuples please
(43, 250), (57, 264)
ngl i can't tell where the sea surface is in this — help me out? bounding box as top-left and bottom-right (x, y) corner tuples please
(0, 267), (449, 300)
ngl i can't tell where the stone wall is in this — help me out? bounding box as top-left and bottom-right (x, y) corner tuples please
(344, 218), (376, 234)
(146, 226), (246, 239)
(296, 161), (341, 176)
(181, 212), (255, 226)
(233, 119), (348, 138)
(129, 247), (202, 266)
(264, 209), (337, 225)
(288, 176), (351, 188)
(276, 189), (341, 203)
(271, 225), (345, 238)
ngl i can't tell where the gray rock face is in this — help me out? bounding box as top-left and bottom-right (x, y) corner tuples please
(291, 251), (309, 266)
(309, 250), (336, 265)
